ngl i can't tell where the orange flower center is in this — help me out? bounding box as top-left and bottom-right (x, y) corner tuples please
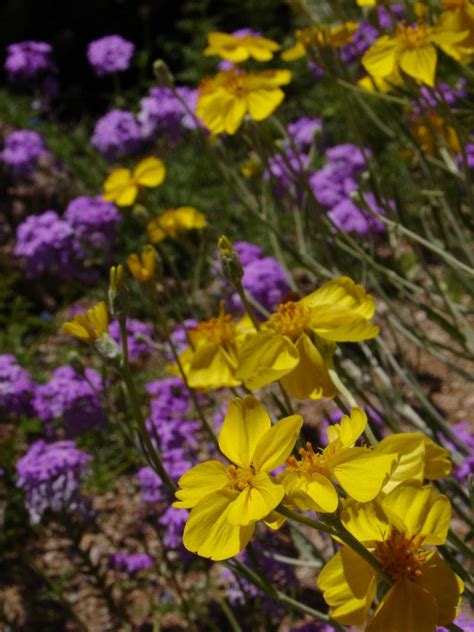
(190, 309), (236, 348)
(266, 301), (311, 341)
(227, 464), (255, 491)
(286, 442), (331, 478)
(396, 23), (430, 49)
(375, 531), (427, 581)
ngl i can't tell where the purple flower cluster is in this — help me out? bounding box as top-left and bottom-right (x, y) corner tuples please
(1, 130), (47, 176)
(109, 552), (154, 573)
(109, 318), (153, 361)
(5, 41), (55, 81)
(415, 80), (467, 116)
(340, 22), (378, 65)
(33, 366), (104, 438)
(0, 354), (35, 417)
(91, 109), (142, 161)
(138, 86), (199, 142)
(440, 422), (474, 484)
(64, 195), (122, 256)
(310, 144), (388, 237)
(16, 439), (92, 523)
(87, 35), (135, 76)
(215, 240), (290, 315)
(438, 613), (474, 632)
(287, 116), (322, 150)
(14, 210), (80, 278)
(465, 143), (474, 169)
(168, 319), (198, 358)
(15, 196), (121, 279)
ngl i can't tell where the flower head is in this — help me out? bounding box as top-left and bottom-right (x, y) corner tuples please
(147, 207), (206, 243)
(280, 408), (398, 512)
(62, 301), (109, 344)
(318, 484), (463, 630)
(91, 109), (142, 161)
(173, 395), (303, 560)
(282, 23), (359, 60)
(236, 276), (379, 399)
(103, 156), (166, 206)
(87, 35), (135, 76)
(204, 31), (279, 62)
(127, 245), (157, 283)
(196, 68), (292, 135)
(1, 129), (47, 175)
(5, 41), (55, 81)
(438, 0), (474, 61)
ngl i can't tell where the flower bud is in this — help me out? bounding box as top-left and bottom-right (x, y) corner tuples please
(109, 264), (129, 319)
(217, 235), (244, 284)
(153, 59), (174, 86)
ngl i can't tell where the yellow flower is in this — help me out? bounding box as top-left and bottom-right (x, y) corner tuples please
(103, 156), (166, 206)
(147, 207), (206, 243)
(196, 68), (292, 135)
(439, 0), (474, 60)
(236, 276), (379, 400)
(167, 306), (251, 390)
(411, 112), (461, 156)
(203, 31), (279, 62)
(362, 21), (468, 87)
(62, 301), (109, 344)
(279, 408), (398, 512)
(127, 245), (157, 283)
(318, 484), (463, 630)
(281, 23), (359, 61)
(375, 432), (451, 493)
(357, 0), (376, 5)
(173, 395), (303, 560)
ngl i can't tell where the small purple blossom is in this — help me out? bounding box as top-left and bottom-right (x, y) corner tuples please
(438, 613), (474, 631)
(465, 143), (474, 169)
(377, 4), (405, 30)
(5, 41), (55, 81)
(440, 422), (474, 483)
(32, 366), (104, 437)
(138, 86), (199, 142)
(87, 35), (135, 76)
(159, 506), (188, 549)
(91, 109), (142, 161)
(0, 354), (35, 417)
(109, 552), (154, 573)
(328, 193), (387, 237)
(266, 148), (310, 198)
(287, 116), (322, 150)
(340, 22), (378, 65)
(109, 318), (153, 361)
(64, 195), (122, 256)
(16, 439), (92, 523)
(1, 130), (47, 176)
(14, 210), (80, 279)
(230, 256), (290, 315)
(168, 319), (199, 357)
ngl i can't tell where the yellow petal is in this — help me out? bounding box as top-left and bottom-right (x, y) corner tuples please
(247, 88), (285, 122)
(362, 35), (399, 78)
(366, 577), (437, 632)
(62, 321), (89, 342)
(302, 276), (376, 318)
(399, 45), (437, 86)
(281, 41), (306, 61)
(185, 343), (240, 390)
(173, 460), (229, 509)
(218, 396), (271, 468)
(133, 156), (166, 187)
(331, 448), (399, 502)
(376, 433), (426, 493)
(236, 330), (300, 390)
(327, 407), (367, 447)
(341, 497), (389, 542)
(380, 484), (450, 544)
(282, 471), (339, 513)
(253, 414), (303, 472)
(318, 547), (377, 625)
(423, 438), (452, 478)
(279, 334), (337, 400)
(183, 488), (255, 560)
(416, 551), (463, 625)
(226, 472), (284, 526)
(103, 168), (137, 206)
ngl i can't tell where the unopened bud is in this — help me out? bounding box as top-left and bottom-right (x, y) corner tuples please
(108, 264), (129, 318)
(153, 59), (174, 86)
(217, 235), (244, 284)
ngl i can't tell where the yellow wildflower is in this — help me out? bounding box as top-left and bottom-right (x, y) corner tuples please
(236, 276), (379, 400)
(167, 306), (253, 390)
(357, 0), (376, 6)
(173, 395), (303, 560)
(362, 21), (468, 86)
(281, 23), (359, 61)
(62, 301), (109, 344)
(411, 112), (461, 155)
(204, 31), (279, 62)
(196, 68), (292, 135)
(147, 207), (206, 243)
(439, 0), (474, 60)
(318, 484), (463, 630)
(127, 245), (157, 283)
(279, 408), (398, 512)
(103, 156), (166, 206)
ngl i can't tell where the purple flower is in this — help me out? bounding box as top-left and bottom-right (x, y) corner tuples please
(91, 109), (142, 161)
(5, 41), (55, 81)
(0, 354), (35, 416)
(340, 22), (378, 65)
(377, 4), (405, 30)
(438, 613), (474, 631)
(287, 116), (322, 150)
(109, 552), (154, 573)
(87, 35), (134, 76)
(167, 319), (199, 357)
(328, 193), (386, 237)
(137, 450), (190, 504)
(138, 86), (199, 142)
(14, 210), (81, 279)
(1, 130), (47, 176)
(233, 240), (264, 266)
(159, 506), (188, 549)
(32, 366), (104, 437)
(415, 80), (467, 115)
(266, 148), (310, 198)
(230, 256), (290, 314)
(440, 422), (474, 483)
(64, 195), (122, 255)
(109, 318), (153, 361)
(16, 439), (92, 523)
(465, 143), (474, 169)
